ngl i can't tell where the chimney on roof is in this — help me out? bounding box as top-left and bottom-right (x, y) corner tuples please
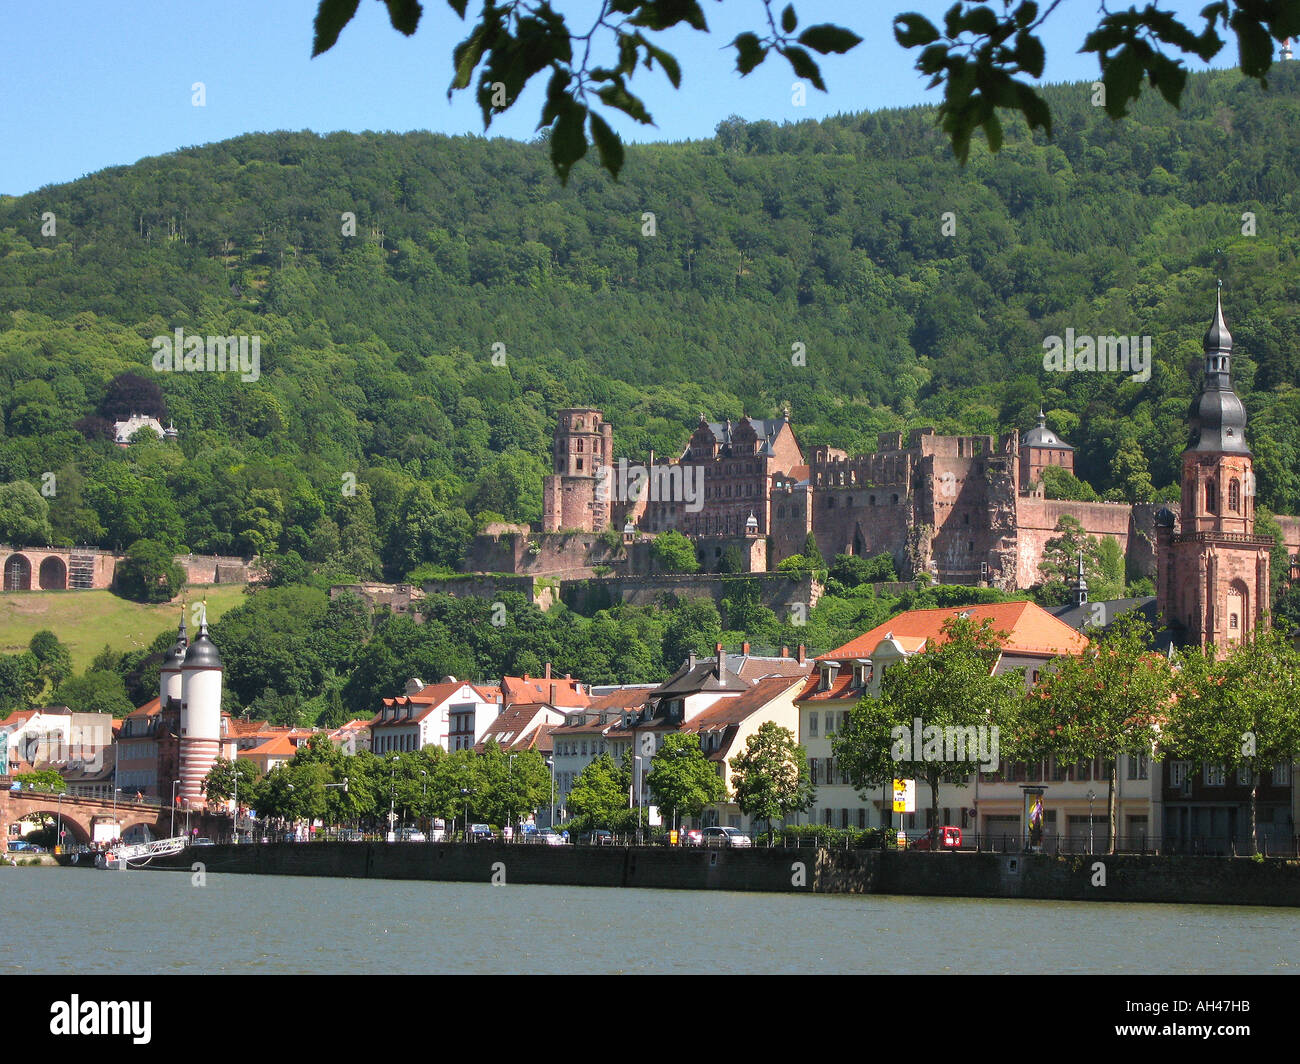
(781, 646), (789, 658)
(688, 652), (696, 671)
(716, 643), (725, 677)
(797, 644), (806, 664)
(564, 673), (571, 680)
(545, 662), (552, 679)
(550, 683), (556, 705)
(742, 642), (750, 656)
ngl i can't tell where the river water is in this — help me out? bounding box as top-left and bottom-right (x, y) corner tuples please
(5, 867), (1299, 974)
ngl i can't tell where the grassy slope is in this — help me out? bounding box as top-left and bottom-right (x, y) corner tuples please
(0, 584), (247, 673)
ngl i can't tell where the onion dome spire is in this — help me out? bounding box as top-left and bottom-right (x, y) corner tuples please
(1189, 282), (1249, 455)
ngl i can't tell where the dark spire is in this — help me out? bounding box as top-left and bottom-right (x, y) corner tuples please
(1188, 284), (1250, 455)
(182, 602), (223, 670)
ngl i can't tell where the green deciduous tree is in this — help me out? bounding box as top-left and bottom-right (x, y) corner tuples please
(114, 539), (186, 604)
(650, 529), (698, 574)
(1006, 613), (1173, 853)
(729, 721), (814, 835)
(1164, 628), (1300, 855)
(646, 732), (725, 827)
(834, 615), (1023, 835)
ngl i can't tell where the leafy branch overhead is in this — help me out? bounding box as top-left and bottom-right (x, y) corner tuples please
(314, 0), (1300, 177)
(895, 0), (1300, 163)
(313, 0), (860, 181)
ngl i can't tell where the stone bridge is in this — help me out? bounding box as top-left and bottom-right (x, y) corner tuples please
(1, 779), (225, 844)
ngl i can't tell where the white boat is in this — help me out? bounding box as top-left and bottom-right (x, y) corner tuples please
(95, 836), (188, 869)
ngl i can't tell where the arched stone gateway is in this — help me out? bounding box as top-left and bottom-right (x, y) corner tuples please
(38, 556), (66, 590)
(3, 554), (31, 591)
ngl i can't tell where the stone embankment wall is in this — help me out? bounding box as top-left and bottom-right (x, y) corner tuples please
(142, 843), (1300, 907)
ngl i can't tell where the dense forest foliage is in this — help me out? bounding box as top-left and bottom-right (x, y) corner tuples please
(2, 67), (1300, 583)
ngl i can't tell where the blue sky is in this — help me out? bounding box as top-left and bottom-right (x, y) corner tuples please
(0, 0), (1253, 195)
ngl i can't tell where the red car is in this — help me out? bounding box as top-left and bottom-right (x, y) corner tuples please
(910, 826), (963, 851)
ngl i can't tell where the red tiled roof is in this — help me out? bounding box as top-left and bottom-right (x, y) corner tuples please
(372, 680), (495, 726)
(125, 698), (162, 719)
(502, 674), (589, 709)
(818, 602), (1087, 662)
(797, 602), (1088, 702)
(245, 735), (300, 758)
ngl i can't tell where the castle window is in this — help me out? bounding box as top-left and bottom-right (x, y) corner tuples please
(576, 459), (583, 471)
(892, 494), (899, 505)
(1230, 478), (1240, 512)
(963, 513), (969, 525)
(869, 495), (876, 505)
(1230, 612), (1239, 630)
(575, 419), (584, 430)
(1206, 479), (1217, 514)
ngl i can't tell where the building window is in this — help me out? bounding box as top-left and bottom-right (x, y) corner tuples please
(824, 711), (835, 735)
(1237, 765), (1252, 786)
(1230, 613), (1239, 630)
(809, 758), (819, 785)
(1204, 764), (1226, 786)
(808, 713), (818, 737)
(1126, 754), (1149, 780)
(1273, 762), (1292, 786)
(823, 808), (833, 826)
(858, 808), (866, 829)
(1206, 479), (1217, 514)
(1230, 478), (1240, 512)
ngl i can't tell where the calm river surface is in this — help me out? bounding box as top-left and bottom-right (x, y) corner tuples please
(5, 867), (1300, 974)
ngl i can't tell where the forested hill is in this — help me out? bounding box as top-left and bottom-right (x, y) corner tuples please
(2, 67), (1300, 580)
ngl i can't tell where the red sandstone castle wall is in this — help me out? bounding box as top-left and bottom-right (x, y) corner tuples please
(1012, 499), (1136, 587)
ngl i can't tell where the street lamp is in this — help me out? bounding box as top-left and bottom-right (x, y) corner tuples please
(507, 754), (518, 837)
(56, 791), (65, 853)
(460, 787), (471, 841)
(389, 756), (400, 840)
(1087, 789), (1096, 853)
(232, 767), (239, 846)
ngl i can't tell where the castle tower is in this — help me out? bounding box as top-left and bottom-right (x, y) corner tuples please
(1156, 287), (1273, 648)
(1020, 409), (1075, 491)
(542, 408), (613, 532)
(178, 603), (223, 809)
(159, 610), (188, 708)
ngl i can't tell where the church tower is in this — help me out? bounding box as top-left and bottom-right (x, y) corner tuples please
(178, 603), (223, 808)
(159, 610), (187, 709)
(1156, 287), (1273, 648)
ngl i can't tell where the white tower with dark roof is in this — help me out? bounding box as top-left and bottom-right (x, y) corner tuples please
(178, 603), (223, 808)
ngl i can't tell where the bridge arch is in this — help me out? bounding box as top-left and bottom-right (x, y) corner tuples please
(3, 553), (32, 591)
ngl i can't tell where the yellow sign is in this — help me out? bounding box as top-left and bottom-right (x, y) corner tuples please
(892, 778), (915, 814)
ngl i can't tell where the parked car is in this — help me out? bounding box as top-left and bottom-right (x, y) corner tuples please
(468, 823), (494, 841)
(7, 840), (43, 852)
(338, 828), (365, 842)
(190, 838), (215, 847)
(701, 826), (751, 848)
(535, 828), (567, 846)
(581, 829), (614, 846)
(680, 829), (704, 847)
(396, 827), (426, 842)
(910, 826), (963, 851)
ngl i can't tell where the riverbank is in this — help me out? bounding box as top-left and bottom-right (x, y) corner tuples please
(88, 841), (1300, 907)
